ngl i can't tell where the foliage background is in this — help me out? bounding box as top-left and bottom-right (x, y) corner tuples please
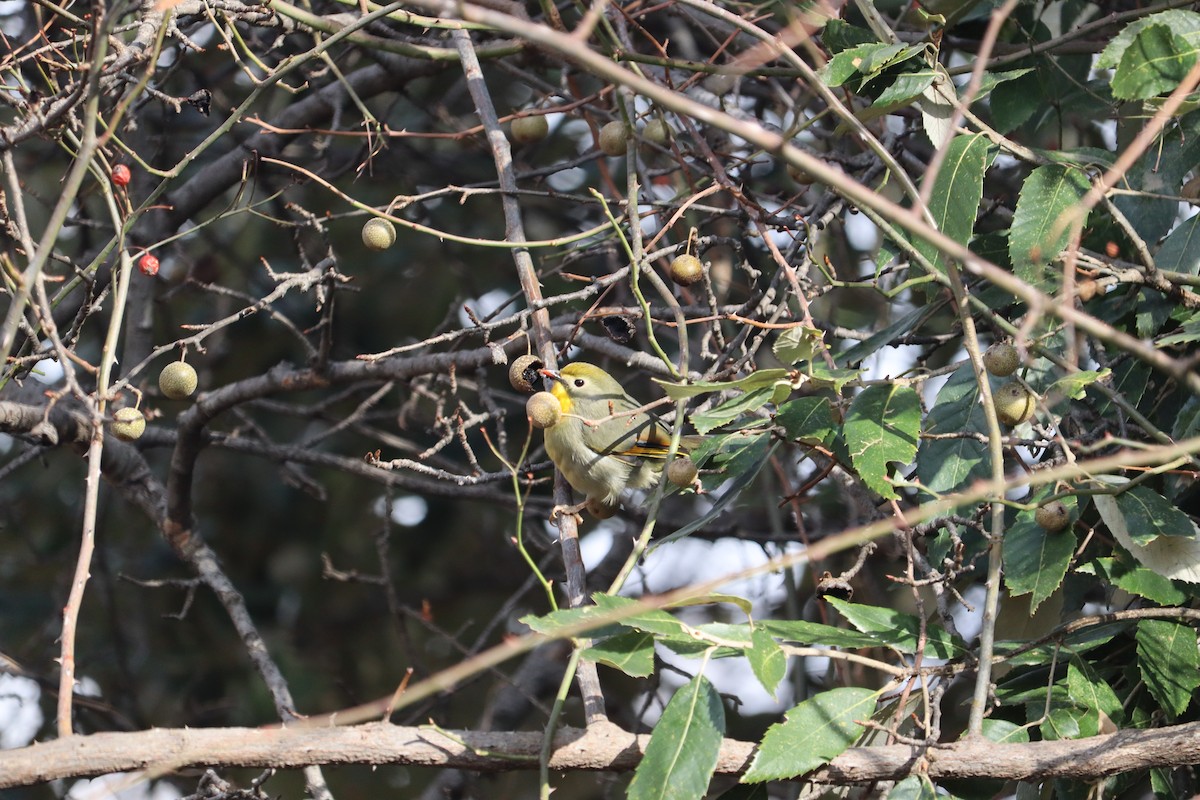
(2, 0), (1200, 797)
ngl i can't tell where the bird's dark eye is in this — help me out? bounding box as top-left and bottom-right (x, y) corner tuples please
(574, 379), (586, 388)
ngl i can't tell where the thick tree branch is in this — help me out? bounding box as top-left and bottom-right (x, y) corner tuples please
(5, 719), (1200, 790)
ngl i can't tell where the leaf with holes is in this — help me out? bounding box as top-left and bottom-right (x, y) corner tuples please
(844, 385), (921, 500)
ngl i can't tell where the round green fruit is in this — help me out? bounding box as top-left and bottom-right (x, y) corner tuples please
(527, 391), (562, 429)
(666, 456), (698, 488)
(510, 115), (549, 144)
(1035, 500), (1070, 532)
(361, 218), (397, 251)
(994, 380), (1035, 426)
(159, 361), (198, 400)
(983, 342), (1019, 377)
(641, 119), (672, 147)
(111, 407), (146, 441)
(597, 121), (629, 157)
(669, 254), (704, 286)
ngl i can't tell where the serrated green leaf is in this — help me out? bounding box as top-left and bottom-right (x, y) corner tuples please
(827, 598), (964, 658)
(1097, 10), (1200, 68)
(1003, 496), (1077, 612)
(1047, 369), (1110, 400)
(1113, 112), (1200, 244)
(1111, 23), (1200, 100)
(774, 396), (837, 446)
(1093, 477), (1200, 583)
(585, 631), (655, 677)
(873, 70), (936, 110)
(1112, 485), (1197, 543)
(1158, 311), (1200, 348)
(1081, 557), (1188, 605)
(1136, 619), (1200, 718)
(773, 326), (823, 365)
(747, 626), (786, 696)
(741, 688), (875, 782)
(1067, 657), (1124, 729)
(1041, 704), (1094, 740)
(915, 133), (993, 272)
(520, 606), (623, 638)
(844, 385), (921, 500)
(916, 363), (990, 494)
(1010, 164), (1091, 289)
(628, 676), (725, 800)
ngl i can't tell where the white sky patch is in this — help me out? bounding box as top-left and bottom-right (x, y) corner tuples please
(67, 774), (182, 800)
(0, 673), (42, 749)
(547, 166), (586, 193)
(459, 288), (513, 328)
(844, 210), (880, 252)
(373, 495), (429, 527)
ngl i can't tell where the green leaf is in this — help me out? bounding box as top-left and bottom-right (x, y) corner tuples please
(773, 326), (824, 365)
(978, 718), (1030, 744)
(836, 304), (939, 367)
(585, 631), (655, 677)
(1041, 704), (1094, 740)
(1003, 496), (1077, 612)
(1113, 111), (1200, 244)
(887, 775), (938, 800)
(1080, 558), (1188, 606)
(774, 396), (836, 446)
(759, 619), (888, 650)
(520, 606), (623, 639)
(1046, 369), (1110, 401)
(741, 688), (875, 782)
(805, 362), (861, 392)
(1067, 657), (1124, 729)
(1136, 619), (1200, 718)
(916, 363), (990, 494)
(1158, 311), (1200, 348)
(873, 70), (936, 110)
(1111, 485), (1197, 544)
(747, 626), (786, 696)
(1093, 477), (1200, 583)
(628, 676), (725, 800)
(844, 385), (921, 500)
(1096, 10), (1200, 69)
(690, 386), (774, 435)
(1155, 214), (1200, 276)
(914, 133), (993, 272)
(827, 598), (964, 658)
(1009, 164), (1091, 289)
(655, 435), (778, 548)
(1113, 24), (1199, 100)
(656, 369), (792, 400)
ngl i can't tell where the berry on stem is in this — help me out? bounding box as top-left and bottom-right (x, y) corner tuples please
(111, 407), (146, 441)
(111, 164), (131, 187)
(597, 121), (629, 156)
(138, 253), (160, 277)
(159, 361), (198, 400)
(527, 391), (562, 428)
(669, 254), (704, 286)
(362, 218), (397, 251)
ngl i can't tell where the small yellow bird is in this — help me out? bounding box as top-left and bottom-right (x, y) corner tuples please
(540, 362), (698, 515)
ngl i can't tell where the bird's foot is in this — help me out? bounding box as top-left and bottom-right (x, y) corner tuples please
(550, 501), (588, 526)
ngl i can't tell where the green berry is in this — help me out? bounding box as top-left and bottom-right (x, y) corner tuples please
(361, 218), (396, 251)
(983, 342), (1019, 377)
(666, 456), (698, 488)
(1035, 500), (1070, 532)
(994, 380), (1035, 426)
(597, 121), (629, 157)
(159, 361), (198, 400)
(111, 407), (146, 441)
(669, 254), (704, 286)
(510, 115), (549, 144)
(641, 119), (672, 147)
(527, 391), (562, 429)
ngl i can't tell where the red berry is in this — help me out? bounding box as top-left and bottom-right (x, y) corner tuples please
(111, 164), (131, 187)
(138, 253), (160, 276)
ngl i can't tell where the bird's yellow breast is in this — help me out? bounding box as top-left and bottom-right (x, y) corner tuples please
(550, 382), (573, 414)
